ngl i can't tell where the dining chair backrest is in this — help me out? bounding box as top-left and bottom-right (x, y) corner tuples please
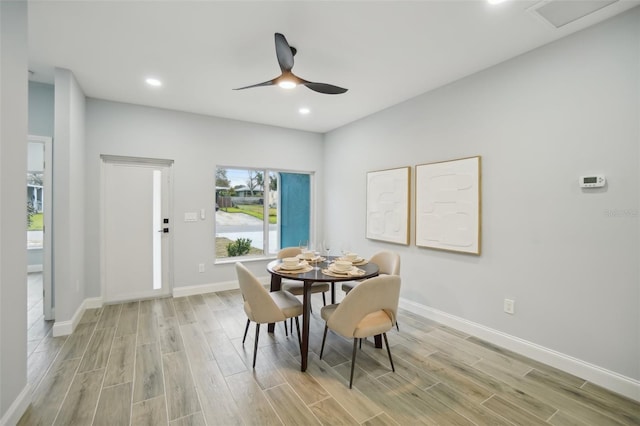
(369, 250), (400, 276)
(235, 262), (285, 324)
(277, 247), (302, 259)
(327, 275), (400, 338)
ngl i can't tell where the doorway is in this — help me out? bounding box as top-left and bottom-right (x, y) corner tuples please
(27, 135), (53, 320)
(101, 156), (173, 302)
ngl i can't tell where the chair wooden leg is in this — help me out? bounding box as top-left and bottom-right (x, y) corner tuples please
(294, 316), (301, 354)
(349, 338), (358, 389)
(284, 319), (288, 337)
(319, 324), (328, 359)
(383, 332), (394, 372)
(322, 292), (326, 306)
(253, 323), (260, 368)
(242, 319), (250, 344)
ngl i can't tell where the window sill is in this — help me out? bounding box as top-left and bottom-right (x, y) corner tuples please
(215, 255), (277, 266)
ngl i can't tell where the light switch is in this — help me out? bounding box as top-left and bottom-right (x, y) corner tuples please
(200, 208), (206, 219)
(184, 212), (198, 222)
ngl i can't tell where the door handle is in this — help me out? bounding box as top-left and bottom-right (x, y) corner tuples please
(157, 228), (169, 233)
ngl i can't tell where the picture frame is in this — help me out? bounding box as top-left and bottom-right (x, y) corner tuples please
(415, 156), (481, 255)
(366, 166), (410, 245)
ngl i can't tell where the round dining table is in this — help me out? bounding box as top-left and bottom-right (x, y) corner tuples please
(267, 256), (379, 372)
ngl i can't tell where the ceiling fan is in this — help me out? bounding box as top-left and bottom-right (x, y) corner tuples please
(234, 33), (348, 95)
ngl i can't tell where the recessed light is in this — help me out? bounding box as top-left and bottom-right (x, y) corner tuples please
(299, 107), (310, 115)
(487, 0), (510, 4)
(145, 77), (162, 87)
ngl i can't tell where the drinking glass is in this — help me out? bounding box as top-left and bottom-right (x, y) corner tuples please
(322, 239), (332, 256)
(299, 240), (309, 251)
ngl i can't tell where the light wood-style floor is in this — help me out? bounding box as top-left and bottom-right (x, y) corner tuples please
(20, 273), (639, 425)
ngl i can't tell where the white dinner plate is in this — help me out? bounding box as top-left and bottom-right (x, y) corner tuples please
(280, 262), (307, 271)
(328, 265), (353, 274)
(338, 256), (364, 263)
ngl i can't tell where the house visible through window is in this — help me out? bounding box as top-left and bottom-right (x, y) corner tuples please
(215, 167), (310, 261)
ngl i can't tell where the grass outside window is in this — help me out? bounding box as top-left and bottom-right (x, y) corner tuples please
(29, 213), (43, 231)
(222, 205), (277, 224)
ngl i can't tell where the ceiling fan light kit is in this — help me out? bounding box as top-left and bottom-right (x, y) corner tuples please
(234, 33), (348, 95)
(278, 80), (297, 89)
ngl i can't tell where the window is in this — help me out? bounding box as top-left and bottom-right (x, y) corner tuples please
(215, 167), (311, 261)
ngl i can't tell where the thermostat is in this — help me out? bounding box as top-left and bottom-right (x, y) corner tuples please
(579, 175), (606, 188)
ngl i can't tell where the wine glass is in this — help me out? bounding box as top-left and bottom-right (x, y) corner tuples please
(322, 239), (332, 256)
(298, 240), (309, 251)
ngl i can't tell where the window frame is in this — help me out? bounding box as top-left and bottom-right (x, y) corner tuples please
(214, 166), (314, 264)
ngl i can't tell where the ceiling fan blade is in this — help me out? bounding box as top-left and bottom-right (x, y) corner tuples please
(301, 81), (348, 95)
(275, 33), (294, 72)
(233, 79), (276, 90)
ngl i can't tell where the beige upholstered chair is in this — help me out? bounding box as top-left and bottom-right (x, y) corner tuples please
(236, 262), (302, 368)
(278, 247), (330, 306)
(320, 275), (401, 388)
(342, 250), (401, 330)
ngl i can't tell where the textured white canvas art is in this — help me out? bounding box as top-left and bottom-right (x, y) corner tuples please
(416, 156), (481, 254)
(366, 167), (410, 245)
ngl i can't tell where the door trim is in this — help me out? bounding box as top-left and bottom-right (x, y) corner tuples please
(99, 155), (174, 302)
(100, 154), (174, 167)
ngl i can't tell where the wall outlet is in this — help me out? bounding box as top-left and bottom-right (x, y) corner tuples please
(504, 298), (515, 314)
(198, 263), (205, 273)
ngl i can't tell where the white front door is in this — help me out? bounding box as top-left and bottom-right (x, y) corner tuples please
(102, 157), (172, 302)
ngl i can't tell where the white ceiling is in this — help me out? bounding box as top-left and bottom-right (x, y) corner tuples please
(28, 0), (639, 133)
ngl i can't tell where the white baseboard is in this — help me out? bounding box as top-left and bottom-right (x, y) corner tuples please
(172, 276), (273, 298)
(172, 279), (242, 298)
(52, 297), (103, 337)
(84, 297), (103, 309)
(0, 384), (31, 426)
(399, 298), (640, 402)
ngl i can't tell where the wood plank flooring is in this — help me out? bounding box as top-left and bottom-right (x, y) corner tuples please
(20, 275), (639, 425)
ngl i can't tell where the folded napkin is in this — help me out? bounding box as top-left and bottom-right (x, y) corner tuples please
(297, 255), (326, 264)
(321, 267), (366, 278)
(337, 256), (367, 266)
(274, 263), (313, 274)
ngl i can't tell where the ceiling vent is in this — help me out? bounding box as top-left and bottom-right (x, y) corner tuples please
(528, 0), (619, 28)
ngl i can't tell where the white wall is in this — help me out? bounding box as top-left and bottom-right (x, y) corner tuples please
(324, 8), (639, 391)
(84, 100), (324, 297)
(53, 68), (87, 323)
(0, 0), (29, 423)
(28, 81), (54, 137)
